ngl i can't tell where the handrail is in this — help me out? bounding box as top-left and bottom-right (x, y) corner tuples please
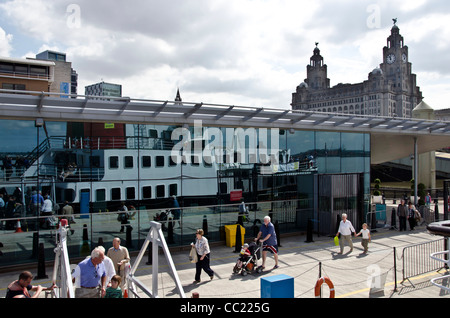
(430, 247), (450, 292)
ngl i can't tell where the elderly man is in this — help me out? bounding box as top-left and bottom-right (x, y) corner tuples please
(72, 247), (107, 298)
(107, 237), (130, 288)
(336, 213), (356, 254)
(255, 216), (279, 270)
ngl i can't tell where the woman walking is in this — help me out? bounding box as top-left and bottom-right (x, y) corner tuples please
(407, 202), (417, 230)
(192, 229), (214, 283)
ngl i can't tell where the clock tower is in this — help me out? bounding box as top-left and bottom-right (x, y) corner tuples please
(305, 43), (330, 90)
(380, 19), (422, 117)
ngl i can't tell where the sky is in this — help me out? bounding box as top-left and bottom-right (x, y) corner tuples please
(0, 0), (449, 111)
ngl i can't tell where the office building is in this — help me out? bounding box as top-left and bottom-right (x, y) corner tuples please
(291, 21), (423, 118)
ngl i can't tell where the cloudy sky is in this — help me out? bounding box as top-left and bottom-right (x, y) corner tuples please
(0, 0), (449, 110)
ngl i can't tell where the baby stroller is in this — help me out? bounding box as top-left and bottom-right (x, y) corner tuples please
(153, 209), (173, 231)
(233, 242), (263, 276)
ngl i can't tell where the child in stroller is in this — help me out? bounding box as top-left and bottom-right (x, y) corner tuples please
(233, 242), (263, 276)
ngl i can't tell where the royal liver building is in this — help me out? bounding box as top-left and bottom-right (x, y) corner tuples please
(291, 21), (423, 118)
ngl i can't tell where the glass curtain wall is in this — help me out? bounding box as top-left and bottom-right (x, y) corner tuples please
(0, 119), (370, 267)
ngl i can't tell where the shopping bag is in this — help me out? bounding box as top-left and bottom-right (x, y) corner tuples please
(334, 236), (339, 246)
(189, 246), (198, 263)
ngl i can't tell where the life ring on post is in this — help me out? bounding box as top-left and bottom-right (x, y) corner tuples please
(314, 277), (335, 298)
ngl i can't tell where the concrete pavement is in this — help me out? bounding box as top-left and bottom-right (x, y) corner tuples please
(1, 221), (449, 300)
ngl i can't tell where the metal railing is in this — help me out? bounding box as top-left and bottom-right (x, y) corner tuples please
(46, 221), (75, 298)
(401, 238), (446, 287)
(429, 239), (450, 292)
(0, 198), (314, 269)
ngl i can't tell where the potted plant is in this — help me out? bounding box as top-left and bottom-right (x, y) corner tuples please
(372, 178), (382, 203)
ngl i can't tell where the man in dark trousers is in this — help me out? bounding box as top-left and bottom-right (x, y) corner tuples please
(397, 199), (408, 231)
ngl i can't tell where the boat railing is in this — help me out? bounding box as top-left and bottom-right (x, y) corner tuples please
(65, 136), (175, 151)
(0, 163), (105, 183)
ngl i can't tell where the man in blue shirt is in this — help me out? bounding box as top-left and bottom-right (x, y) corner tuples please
(29, 191), (44, 215)
(72, 247), (107, 298)
(255, 216), (279, 270)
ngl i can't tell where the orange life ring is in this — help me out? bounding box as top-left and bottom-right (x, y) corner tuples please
(314, 277), (335, 298)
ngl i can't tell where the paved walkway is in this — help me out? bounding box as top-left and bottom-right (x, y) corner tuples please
(1, 221), (449, 299)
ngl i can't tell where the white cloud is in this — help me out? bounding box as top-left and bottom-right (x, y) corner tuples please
(0, 27), (13, 56)
(0, 0), (449, 110)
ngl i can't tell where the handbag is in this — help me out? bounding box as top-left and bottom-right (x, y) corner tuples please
(334, 236), (339, 246)
(189, 246), (198, 263)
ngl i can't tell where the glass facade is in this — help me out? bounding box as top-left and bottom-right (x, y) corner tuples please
(0, 119), (370, 267)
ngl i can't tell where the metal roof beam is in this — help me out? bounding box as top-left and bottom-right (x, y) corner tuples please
(352, 118), (373, 128)
(243, 108), (263, 122)
(268, 110), (289, 123)
(290, 112), (313, 124)
(333, 116), (354, 127)
(151, 101), (168, 117)
(37, 92), (45, 111)
(117, 97), (131, 115)
(215, 105), (234, 121)
(184, 103), (203, 119)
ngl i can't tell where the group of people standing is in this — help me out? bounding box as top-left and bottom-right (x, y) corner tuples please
(5, 237), (130, 298)
(71, 237), (131, 298)
(397, 199), (421, 231)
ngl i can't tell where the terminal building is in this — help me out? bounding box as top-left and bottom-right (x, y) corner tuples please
(0, 89), (448, 268)
(0, 24), (448, 269)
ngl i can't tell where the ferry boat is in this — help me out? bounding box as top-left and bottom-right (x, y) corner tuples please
(0, 123), (318, 213)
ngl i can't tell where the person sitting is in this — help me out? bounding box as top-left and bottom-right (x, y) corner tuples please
(6, 271), (55, 298)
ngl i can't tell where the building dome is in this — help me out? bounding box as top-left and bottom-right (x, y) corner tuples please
(371, 68), (383, 75)
(298, 82), (308, 88)
(413, 100), (435, 120)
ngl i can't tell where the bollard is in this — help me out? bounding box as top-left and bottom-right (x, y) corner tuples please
(234, 224), (242, 253)
(192, 292), (199, 298)
(82, 224), (88, 241)
(36, 242), (48, 279)
(126, 225), (133, 248)
(390, 208), (397, 230)
(146, 243), (152, 265)
(435, 201), (439, 222)
(305, 219), (314, 243)
(335, 214), (341, 235)
(274, 220), (281, 247)
(31, 232), (39, 259)
(80, 224), (90, 257)
(371, 211), (377, 233)
(167, 220), (174, 244)
(97, 237), (104, 248)
(202, 215), (208, 236)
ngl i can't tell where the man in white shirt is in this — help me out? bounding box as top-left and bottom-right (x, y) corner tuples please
(97, 246), (116, 287)
(336, 213), (355, 254)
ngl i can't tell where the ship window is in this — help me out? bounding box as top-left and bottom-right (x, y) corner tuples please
(126, 187), (135, 200)
(142, 186), (152, 199)
(109, 156), (119, 169)
(142, 156), (151, 168)
(124, 156), (133, 168)
(111, 188), (121, 201)
(90, 156), (100, 168)
(156, 185), (165, 198)
(156, 156), (164, 167)
(169, 184), (177, 196)
(96, 189), (106, 202)
(169, 156), (177, 166)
